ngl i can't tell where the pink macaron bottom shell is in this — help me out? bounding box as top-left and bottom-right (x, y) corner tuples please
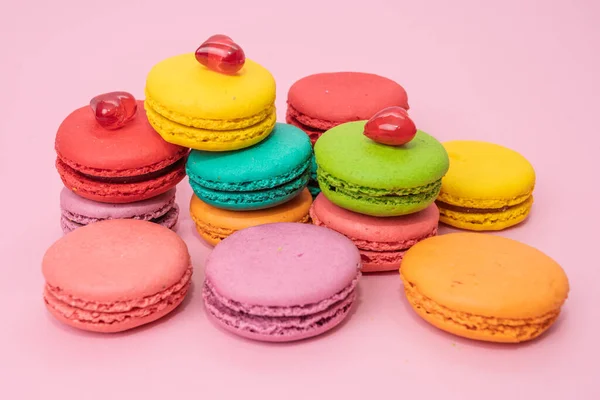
(60, 204), (180, 234)
(311, 210), (437, 272)
(202, 273), (360, 342)
(44, 266), (192, 333)
(286, 106), (337, 145)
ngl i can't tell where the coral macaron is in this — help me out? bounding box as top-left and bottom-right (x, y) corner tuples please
(310, 194), (439, 272)
(42, 219), (193, 333)
(202, 223), (361, 342)
(400, 233), (569, 343)
(55, 100), (188, 203)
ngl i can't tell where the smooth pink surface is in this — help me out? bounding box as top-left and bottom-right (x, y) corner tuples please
(2, 1), (598, 399)
(205, 223), (360, 306)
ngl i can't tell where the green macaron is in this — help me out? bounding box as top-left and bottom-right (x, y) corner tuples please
(314, 121), (449, 216)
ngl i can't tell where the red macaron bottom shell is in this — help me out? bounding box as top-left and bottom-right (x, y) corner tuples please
(202, 279), (358, 342)
(286, 106), (338, 145)
(43, 267), (192, 333)
(56, 157), (186, 203)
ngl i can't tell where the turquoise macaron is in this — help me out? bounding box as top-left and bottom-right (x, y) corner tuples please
(186, 123), (312, 210)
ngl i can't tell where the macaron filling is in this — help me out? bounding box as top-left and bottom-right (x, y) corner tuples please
(401, 277), (560, 341)
(318, 168), (442, 205)
(202, 272), (359, 337)
(44, 267), (192, 327)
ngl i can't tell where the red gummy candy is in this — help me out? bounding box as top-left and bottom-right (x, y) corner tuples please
(90, 91), (137, 130)
(195, 34), (245, 75)
(363, 106), (417, 146)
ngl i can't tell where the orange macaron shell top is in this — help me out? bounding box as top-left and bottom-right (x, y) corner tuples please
(190, 188), (313, 245)
(401, 233), (569, 342)
(55, 100), (188, 177)
(42, 220), (192, 332)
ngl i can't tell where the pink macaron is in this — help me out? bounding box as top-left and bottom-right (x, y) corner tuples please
(202, 222), (361, 342)
(60, 187), (180, 233)
(42, 219), (193, 333)
(310, 194), (439, 272)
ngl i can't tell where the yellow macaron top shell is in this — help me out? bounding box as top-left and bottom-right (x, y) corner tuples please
(145, 53), (276, 127)
(439, 141), (535, 208)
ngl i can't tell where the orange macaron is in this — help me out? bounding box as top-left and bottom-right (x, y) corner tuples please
(190, 188), (313, 245)
(400, 233), (569, 343)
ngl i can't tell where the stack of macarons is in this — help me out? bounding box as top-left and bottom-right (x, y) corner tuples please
(55, 93), (188, 233)
(143, 39), (314, 245)
(306, 98), (449, 272)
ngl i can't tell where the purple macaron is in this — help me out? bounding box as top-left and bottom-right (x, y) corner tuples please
(202, 222), (362, 342)
(59, 187), (179, 233)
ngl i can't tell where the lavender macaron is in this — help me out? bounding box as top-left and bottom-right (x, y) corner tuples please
(60, 187), (179, 233)
(202, 222), (362, 342)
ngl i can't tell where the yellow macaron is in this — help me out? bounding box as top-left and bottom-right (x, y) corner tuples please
(436, 140), (535, 231)
(144, 53), (276, 151)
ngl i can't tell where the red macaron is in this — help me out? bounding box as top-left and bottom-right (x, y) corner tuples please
(286, 72), (410, 144)
(55, 100), (188, 203)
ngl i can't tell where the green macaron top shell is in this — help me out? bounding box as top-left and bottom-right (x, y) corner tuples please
(314, 121), (449, 190)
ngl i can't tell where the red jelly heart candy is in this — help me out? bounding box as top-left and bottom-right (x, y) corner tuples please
(195, 34), (245, 75)
(363, 106), (417, 146)
(90, 91), (137, 130)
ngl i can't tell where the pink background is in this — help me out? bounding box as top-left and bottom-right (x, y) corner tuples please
(1, 0), (599, 398)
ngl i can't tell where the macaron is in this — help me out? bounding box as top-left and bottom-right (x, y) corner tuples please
(55, 100), (188, 204)
(186, 123), (312, 211)
(400, 233), (569, 343)
(202, 223), (361, 342)
(190, 188), (312, 245)
(436, 140), (536, 231)
(286, 72), (409, 144)
(315, 121), (449, 217)
(60, 187), (179, 233)
(144, 53), (276, 151)
(42, 219), (193, 333)
(310, 194), (439, 272)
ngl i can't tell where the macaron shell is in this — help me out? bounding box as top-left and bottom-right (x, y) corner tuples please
(203, 288), (355, 342)
(186, 123), (312, 185)
(190, 189), (313, 245)
(438, 140), (535, 208)
(44, 283), (189, 333)
(43, 219), (191, 302)
(438, 195), (533, 231)
(205, 223), (360, 307)
(315, 121), (449, 190)
(400, 233), (569, 342)
(311, 194), (439, 242)
(145, 104), (276, 151)
(57, 158), (186, 203)
(55, 101), (187, 176)
(145, 53), (276, 123)
(287, 72), (409, 123)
